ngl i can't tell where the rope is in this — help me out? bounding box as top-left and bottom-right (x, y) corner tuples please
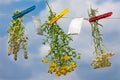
(0, 13), (120, 20)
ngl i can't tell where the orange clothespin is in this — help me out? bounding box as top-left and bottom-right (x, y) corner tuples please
(48, 8), (69, 25)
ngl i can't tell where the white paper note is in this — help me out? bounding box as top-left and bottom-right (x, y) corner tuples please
(68, 18), (84, 35)
(32, 16), (43, 35)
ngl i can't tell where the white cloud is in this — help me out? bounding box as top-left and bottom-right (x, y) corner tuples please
(39, 45), (50, 57)
(29, 71), (79, 80)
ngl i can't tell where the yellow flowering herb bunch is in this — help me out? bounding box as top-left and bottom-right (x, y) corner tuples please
(7, 10), (28, 61)
(41, 2), (80, 76)
(88, 8), (115, 69)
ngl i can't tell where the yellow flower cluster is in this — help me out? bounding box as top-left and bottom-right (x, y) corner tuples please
(48, 61), (77, 76)
(41, 54), (79, 76)
(91, 52), (115, 69)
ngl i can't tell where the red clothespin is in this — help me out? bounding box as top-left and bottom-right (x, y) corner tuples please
(89, 12), (113, 22)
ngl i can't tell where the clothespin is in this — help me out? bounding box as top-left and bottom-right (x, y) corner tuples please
(48, 8), (69, 25)
(89, 12), (113, 22)
(12, 5), (36, 19)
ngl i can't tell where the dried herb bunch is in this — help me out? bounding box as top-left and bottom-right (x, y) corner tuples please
(41, 2), (80, 76)
(88, 8), (114, 69)
(7, 10), (28, 61)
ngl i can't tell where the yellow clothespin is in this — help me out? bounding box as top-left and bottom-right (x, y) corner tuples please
(48, 8), (69, 25)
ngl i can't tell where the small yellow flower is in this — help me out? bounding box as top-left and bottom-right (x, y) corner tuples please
(66, 67), (71, 72)
(41, 58), (48, 63)
(55, 71), (61, 76)
(61, 69), (67, 75)
(102, 54), (107, 59)
(70, 61), (76, 66)
(8, 48), (12, 55)
(106, 62), (111, 67)
(107, 52), (115, 57)
(94, 63), (100, 69)
(48, 69), (53, 74)
(76, 54), (80, 59)
(69, 66), (74, 72)
(50, 62), (57, 67)
(72, 64), (78, 68)
(63, 54), (70, 60)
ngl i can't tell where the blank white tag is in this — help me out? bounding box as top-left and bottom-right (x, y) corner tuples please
(32, 16), (43, 35)
(68, 18), (83, 35)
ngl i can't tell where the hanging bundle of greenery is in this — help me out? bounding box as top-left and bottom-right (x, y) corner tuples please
(41, 1), (80, 76)
(88, 8), (115, 69)
(7, 10), (28, 61)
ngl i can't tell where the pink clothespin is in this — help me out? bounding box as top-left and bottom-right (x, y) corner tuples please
(89, 12), (113, 22)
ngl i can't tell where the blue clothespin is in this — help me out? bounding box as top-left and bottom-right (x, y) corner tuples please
(12, 5), (36, 19)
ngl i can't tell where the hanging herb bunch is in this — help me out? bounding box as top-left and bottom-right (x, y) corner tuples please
(88, 8), (115, 69)
(7, 10), (28, 61)
(41, 1), (80, 76)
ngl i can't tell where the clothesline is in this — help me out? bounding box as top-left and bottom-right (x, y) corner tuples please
(31, 16), (120, 19)
(0, 14), (11, 16)
(0, 14), (120, 20)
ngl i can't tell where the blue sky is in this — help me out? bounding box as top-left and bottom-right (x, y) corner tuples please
(0, 0), (46, 37)
(0, 0), (120, 80)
